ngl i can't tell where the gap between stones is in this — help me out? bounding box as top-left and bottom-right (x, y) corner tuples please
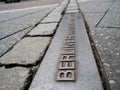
(81, 12), (111, 90)
(95, 1), (114, 27)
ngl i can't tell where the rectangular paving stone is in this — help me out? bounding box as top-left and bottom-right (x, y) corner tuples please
(67, 7), (79, 10)
(98, 12), (120, 27)
(66, 10), (79, 13)
(0, 67), (30, 90)
(78, 1), (112, 13)
(0, 37), (51, 65)
(0, 23), (30, 39)
(83, 12), (104, 26)
(89, 27), (120, 90)
(0, 26), (33, 57)
(28, 23), (58, 36)
(78, 0), (114, 2)
(41, 14), (62, 23)
(29, 13), (103, 90)
(109, 1), (120, 12)
(5, 8), (54, 25)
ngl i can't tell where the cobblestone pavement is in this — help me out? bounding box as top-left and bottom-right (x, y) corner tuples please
(0, 0), (120, 90)
(78, 0), (120, 90)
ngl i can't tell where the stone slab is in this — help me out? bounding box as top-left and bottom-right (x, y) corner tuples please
(66, 10), (79, 13)
(90, 27), (120, 90)
(83, 12), (104, 26)
(28, 23), (58, 36)
(109, 1), (120, 12)
(98, 12), (120, 27)
(78, 1), (112, 13)
(0, 37), (51, 65)
(29, 13), (103, 90)
(0, 26), (33, 57)
(0, 23), (30, 39)
(78, 0), (114, 2)
(41, 14), (62, 23)
(0, 67), (30, 90)
(5, 8), (54, 25)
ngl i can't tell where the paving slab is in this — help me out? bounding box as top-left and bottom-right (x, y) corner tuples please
(90, 27), (120, 90)
(0, 67), (30, 90)
(41, 14), (62, 23)
(98, 12), (120, 27)
(78, 0), (114, 2)
(0, 26), (33, 57)
(6, 8), (54, 25)
(29, 13), (103, 90)
(109, 1), (120, 12)
(66, 10), (79, 13)
(28, 23), (58, 36)
(0, 6), (50, 23)
(78, 1), (112, 13)
(0, 37), (51, 65)
(83, 12), (104, 26)
(0, 23), (30, 39)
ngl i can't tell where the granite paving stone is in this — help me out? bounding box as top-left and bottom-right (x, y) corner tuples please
(0, 7), (49, 23)
(28, 23), (58, 36)
(83, 13), (104, 26)
(90, 27), (120, 90)
(78, 1), (112, 13)
(41, 14), (62, 23)
(0, 37), (51, 65)
(98, 12), (120, 27)
(0, 23), (30, 39)
(66, 9), (79, 13)
(0, 67), (30, 90)
(6, 8), (54, 25)
(78, 0), (114, 2)
(109, 1), (120, 12)
(0, 26), (33, 57)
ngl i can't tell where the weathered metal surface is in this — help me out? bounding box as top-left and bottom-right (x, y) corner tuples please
(56, 14), (76, 81)
(29, 13), (103, 90)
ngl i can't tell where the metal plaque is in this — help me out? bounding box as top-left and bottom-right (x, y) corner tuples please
(56, 14), (76, 81)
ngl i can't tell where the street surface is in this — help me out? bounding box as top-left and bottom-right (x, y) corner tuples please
(0, 0), (120, 90)
(0, 0), (62, 11)
(0, 0), (62, 89)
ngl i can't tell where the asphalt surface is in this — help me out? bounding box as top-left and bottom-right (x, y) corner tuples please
(0, 0), (63, 11)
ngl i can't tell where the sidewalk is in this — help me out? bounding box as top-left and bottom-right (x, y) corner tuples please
(0, 0), (119, 90)
(78, 0), (120, 90)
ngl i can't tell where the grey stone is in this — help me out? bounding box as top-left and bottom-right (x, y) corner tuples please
(83, 12), (104, 26)
(77, 0), (114, 2)
(98, 12), (120, 27)
(78, 1), (112, 13)
(29, 13), (103, 90)
(67, 7), (79, 10)
(109, 1), (120, 12)
(0, 23), (30, 39)
(66, 10), (79, 13)
(41, 14), (62, 23)
(90, 27), (120, 90)
(7, 8), (54, 25)
(28, 23), (58, 36)
(0, 37), (51, 65)
(0, 7), (50, 23)
(0, 26), (33, 56)
(0, 67), (30, 90)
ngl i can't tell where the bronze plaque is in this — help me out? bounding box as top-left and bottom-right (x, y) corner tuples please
(56, 14), (76, 82)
